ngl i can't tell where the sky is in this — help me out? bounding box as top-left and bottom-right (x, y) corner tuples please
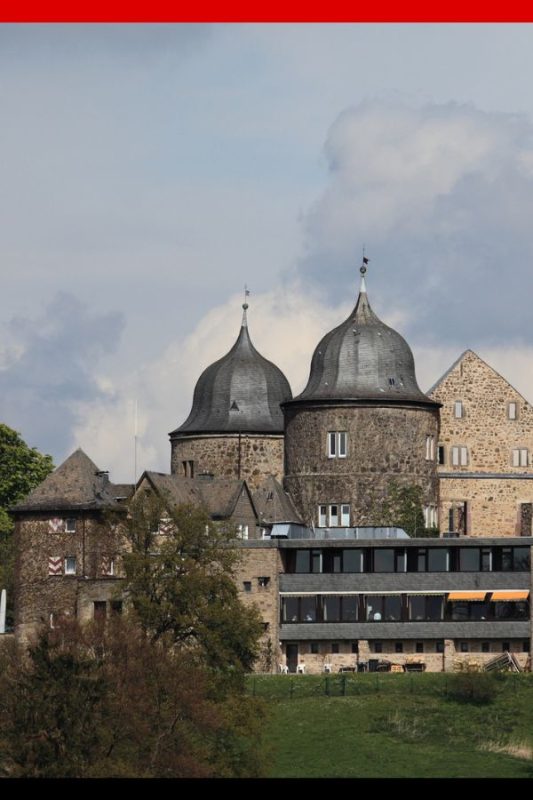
(2, 23), (533, 482)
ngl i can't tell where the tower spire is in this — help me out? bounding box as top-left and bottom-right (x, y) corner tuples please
(359, 248), (369, 294)
(242, 284), (250, 327)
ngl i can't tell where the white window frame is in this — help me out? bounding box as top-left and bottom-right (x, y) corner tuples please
(451, 446), (468, 466)
(508, 402), (517, 420)
(317, 503), (351, 527)
(236, 524), (249, 540)
(425, 435), (435, 461)
(328, 431), (348, 458)
(64, 556), (76, 575)
(423, 505), (438, 528)
(65, 518), (76, 533)
(105, 558), (115, 577)
(454, 401), (463, 419)
(512, 448), (528, 468)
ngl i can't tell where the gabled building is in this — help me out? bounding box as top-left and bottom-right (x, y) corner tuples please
(429, 350), (533, 537)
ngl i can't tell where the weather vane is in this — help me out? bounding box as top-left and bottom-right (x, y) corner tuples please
(361, 246), (369, 276)
(243, 284), (250, 310)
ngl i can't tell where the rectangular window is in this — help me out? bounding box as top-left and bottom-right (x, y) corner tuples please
(340, 504), (350, 526)
(64, 557), (76, 575)
(343, 549), (364, 573)
(258, 576), (270, 588)
(331, 643), (340, 654)
(318, 506), (327, 527)
(374, 642), (383, 654)
(329, 505), (339, 526)
(509, 402), (517, 420)
(311, 550), (322, 574)
(310, 642), (319, 654)
(424, 506), (438, 529)
(425, 435), (435, 460)
(374, 549), (395, 573)
(436, 641), (445, 654)
(65, 518), (76, 533)
(437, 445), (445, 465)
(295, 551), (310, 573)
(341, 596), (359, 622)
(502, 642), (510, 652)
(513, 547), (530, 571)
(106, 558), (115, 577)
(481, 548), (492, 572)
(427, 548), (449, 572)
(327, 432), (348, 458)
(301, 596), (317, 622)
(460, 642), (469, 653)
(323, 596), (341, 622)
(395, 642), (403, 654)
(459, 548), (480, 571)
(243, 581), (252, 593)
(93, 601), (106, 621)
(416, 642), (424, 654)
(512, 448), (528, 467)
(454, 401), (463, 418)
(351, 642), (359, 654)
(282, 597), (299, 622)
(452, 446), (468, 466)
(482, 642), (490, 653)
(236, 525), (249, 540)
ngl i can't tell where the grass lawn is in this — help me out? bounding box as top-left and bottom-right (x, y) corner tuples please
(251, 673), (533, 778)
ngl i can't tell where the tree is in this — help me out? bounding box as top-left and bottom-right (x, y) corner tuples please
(380, 481), (434, 537)
(119, 493), (264, 674)
(0, 424), (54, 625)
(0, 618), (267, 778)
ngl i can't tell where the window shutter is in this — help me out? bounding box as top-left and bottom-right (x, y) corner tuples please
(48, 556), (62, 575)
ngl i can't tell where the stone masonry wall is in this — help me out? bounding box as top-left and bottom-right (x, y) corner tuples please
(284, 404), (439, 526)
(15, 514), (125, 647)
(235, 547), (282, 673)
(171, 434), (284, 491)
(430, 350), (533, 536)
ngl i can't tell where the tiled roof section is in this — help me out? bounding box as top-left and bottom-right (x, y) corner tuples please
(253, 476), (303, 525)
(170, 311), (292, 437)
(109, 483), (135, 500)
(13, 449), (122, 512)
(290, 282), (438, 407)
(141, 472), (251, 520)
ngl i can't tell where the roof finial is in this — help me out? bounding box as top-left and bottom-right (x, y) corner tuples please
(242, 284), (250, 326)
(360, 247), (369, 293)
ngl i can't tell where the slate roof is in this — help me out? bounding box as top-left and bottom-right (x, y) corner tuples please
(13, 449), (125, 513)
(140, 472), (255, 520)
(288, 278), (438, 408)
(253, 476), (303, 525)
(170, 308), (292, 437)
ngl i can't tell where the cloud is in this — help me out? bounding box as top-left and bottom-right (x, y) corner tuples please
(299, 99), (533, 348)
(0, 292), (124, 457)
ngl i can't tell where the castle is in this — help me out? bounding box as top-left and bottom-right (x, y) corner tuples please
(12, 266), (533, 672)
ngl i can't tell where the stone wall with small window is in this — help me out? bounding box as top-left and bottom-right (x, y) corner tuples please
(170, 433), (284, 490)
(14, 513), (125, 648)
(234, 546), (282, 672)
(431, 350), (533, 536)
(283, 404), (439, 527)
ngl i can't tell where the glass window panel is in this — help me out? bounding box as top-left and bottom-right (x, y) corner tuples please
(328, 432), (336, 457)
(459, 548), (480, 572)
(374, 549), (395, 572)
(409, 596), (426, 621)
(450, 602), (469, 621)
(301, 597), (317, 622)
(318, 506), (327, 527)
(330, 505), (339, 526)
(395, 549), (407, 572)
(426, 596), (444, 621)
(469, 602), (490, 621)
(283, 597), (299, 622)
(311, 550), (322, 574)
(341, 596), (358, 622)
(513, 547), (530, 571)
(338, 432), (347, 457)
(384, 596), (402, 621)
(460, 447), (468, 465)
(366, 597), (384, 621)
(343, 549), (363, 573)
(332, 551), (342, 573)
(428, 548), (449, 572)
(481, 548), (492, 572)
(323, 595), (341, 622)
(295, 551), (310, 573)
(340, 504), (350, 526)
(417, 549), (427, 572)
(501, 548), (513, 572)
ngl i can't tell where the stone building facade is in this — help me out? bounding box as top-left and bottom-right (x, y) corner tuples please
(10, 272), (533, 673)
(429, 350), (533, 537)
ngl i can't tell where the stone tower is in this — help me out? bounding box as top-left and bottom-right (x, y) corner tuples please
(170, 303), (292, 491)
(283, 267), (441, 527)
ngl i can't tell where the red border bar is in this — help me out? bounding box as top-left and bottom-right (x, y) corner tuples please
(3, 2), (533, 23)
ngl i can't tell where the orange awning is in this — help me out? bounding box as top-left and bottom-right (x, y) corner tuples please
(447, 592), (487, 601)
(491, 591), (530, 601)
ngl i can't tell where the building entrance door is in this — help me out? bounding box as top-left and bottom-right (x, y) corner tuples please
(286, 644), (299, 673)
